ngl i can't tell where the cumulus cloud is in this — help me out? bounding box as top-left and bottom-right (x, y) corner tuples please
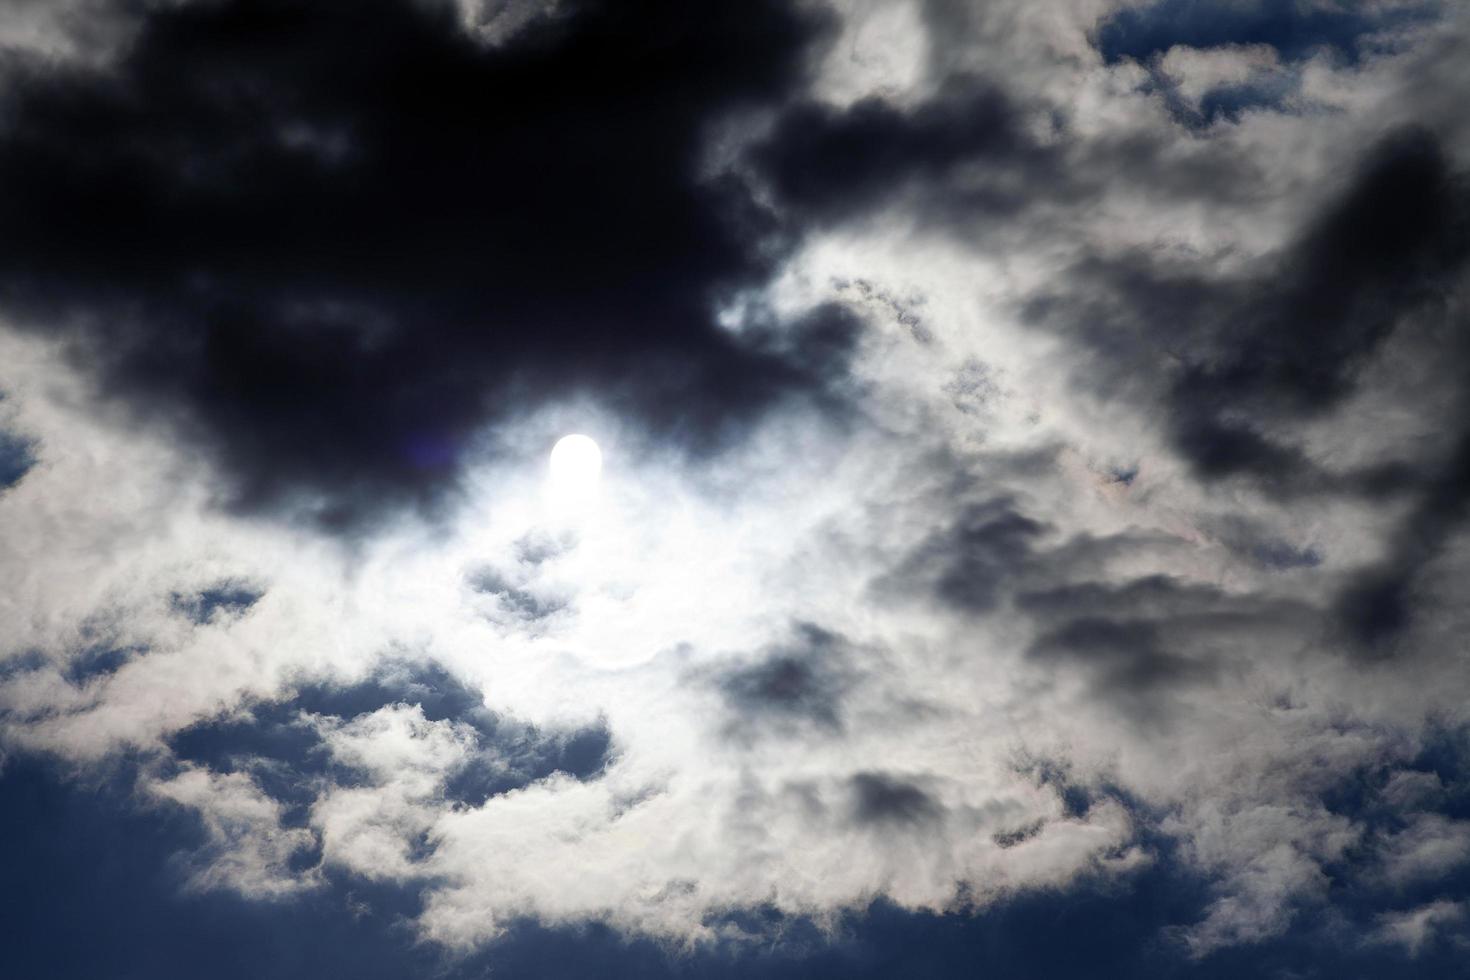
(2, 0), (1470, 970)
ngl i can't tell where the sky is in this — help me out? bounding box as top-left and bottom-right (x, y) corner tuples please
(1, 0), (1469, 976)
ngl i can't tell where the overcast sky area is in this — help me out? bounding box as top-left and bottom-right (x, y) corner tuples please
(2, 0), (1469, 976)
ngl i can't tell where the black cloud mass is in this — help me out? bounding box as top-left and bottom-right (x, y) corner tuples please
(0, 0), (856, 525)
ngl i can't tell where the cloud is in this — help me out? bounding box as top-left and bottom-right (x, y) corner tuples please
(1370, 899), (1468, 957)
(147, 765), (321, 898)
(0, 0), (859, 529)
(713, 623), (858, 740)
(3, 0), (1470, 972)
(848, 771), (942, 827)
(747, 75), (1062, 227)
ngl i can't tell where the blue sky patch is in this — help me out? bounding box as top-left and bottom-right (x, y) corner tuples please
(1096, 0), (1440, 66)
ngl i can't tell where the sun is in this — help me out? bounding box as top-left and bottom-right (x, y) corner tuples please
(546, 434), (602, 519)
(549, 434), (602, 485)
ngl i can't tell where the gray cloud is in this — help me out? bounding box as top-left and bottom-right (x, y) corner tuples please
(715, 623), (858, 739)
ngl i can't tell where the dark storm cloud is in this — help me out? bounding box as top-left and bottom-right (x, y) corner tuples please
(747, 64), (1269, 249)
(1094, 0), (1440, 66)
(877, 506), (1321, 718)
(716, 623), (857, 740)
(848, 771), (942, 828)
(1334, 429), (1470, 653)
(1029, 618), (1212, 713)
(880, 512), (1232, 719)
(0, 0), (858, 528)
(877, 496), (1329, 700)
(1017, 572), (1325, 722)
(878, 497), (1045, 614)
(1152, 126), (1470, 651)
(1175, 128), (1468, 423)
(1023, 125), (1470, 500)
(747, 76), (1061, 227)
(1015, 573), (1305, 623)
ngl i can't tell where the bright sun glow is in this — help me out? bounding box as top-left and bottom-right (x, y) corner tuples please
(549, 433), (602, 485)
(546, 434), (602, 519)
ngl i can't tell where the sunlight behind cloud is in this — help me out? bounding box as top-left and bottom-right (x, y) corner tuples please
(545, 434), (603, 524)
